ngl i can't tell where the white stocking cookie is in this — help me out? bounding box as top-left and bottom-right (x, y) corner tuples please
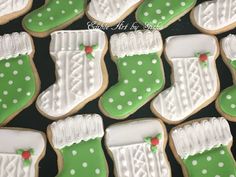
(0, 128), (46, 177)
(151, 34), (220, 124)
(36, 30), (108, 119)
(170, 117), (236, 177)
(191, 0), (236, 34)
(0, 0), (32, 25)
(87, 0), (143, 26)
(105, 119), (171, 177)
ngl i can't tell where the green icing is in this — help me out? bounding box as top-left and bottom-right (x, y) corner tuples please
(136, 0), (196, 29)
(0, 55), (36, 125)
(230, 60), (236, 70)
(58, 139), (107, 177)
(218, 85), (236, 117)
(23, 0), (86, 33)
(100, 53), (164, 119)
(184, 146), (236, 177)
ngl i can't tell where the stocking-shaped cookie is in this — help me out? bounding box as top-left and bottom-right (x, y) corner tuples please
(191, 0), (236, 34)
(0, 0), (32, 25)
(151, 34), (219, 124)
(0, 128), (46, 177)
(170, 117), (236, 177)
(47, 114), (108, 177)
(22, 0), (86, 37)
(0, 32), (39, 126)
(216, 34), (236, 122)
(105, 119), (171, 177)
(36, 30), (108, 119)
(87, 0), (143, 26)
(99, 30), (165, 119)
(136, 0), (196, 30)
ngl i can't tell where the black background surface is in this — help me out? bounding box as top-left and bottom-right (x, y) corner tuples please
(0, 0), (236, 176)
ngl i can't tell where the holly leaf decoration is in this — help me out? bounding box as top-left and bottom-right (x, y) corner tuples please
(151, 146), (158, 153)
(92, 45), (98, 50)
(29, 149), (34, 155)
(16, 149), (24, 154)
(157, 133), (162, 140)
(79, 44), (85, 51)
(144, 137), (151, 143)
(87, 54), (94, 60)
(23, 159), (31, 167)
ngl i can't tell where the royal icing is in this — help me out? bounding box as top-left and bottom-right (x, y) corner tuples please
(152, 34), (219, 123)
(136, 0), (196, 30)
(105, 119), (171, 177)
(0, 32), (37, 126)
(171, 117), (236, 177)
(0, 0), (30, 17)
(100, 30), (165, 119)
(192, 0), (236, 32)
(0, 129), (45, 177)
(23, 0), (85, 34)
(36, 30), (107, 119)
(50, 114), (107, 177)
(87, 0), (141, 24)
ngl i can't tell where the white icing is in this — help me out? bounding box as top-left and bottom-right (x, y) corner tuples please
(171, 117), (232, 159)
(36, 30), (106, 118)
(87, 0), (141, 24)
(222, 34), (236, 60)
(193, 0), (236, 31)
(51, 114), (104, 149)
(110, 30), (163, 58)
(106, 119), (171, 177)
(0, 0), (30, 17)
(152, 34), (219, 122)
(0, 129), (45, 177)
(0, 32), (32, 60)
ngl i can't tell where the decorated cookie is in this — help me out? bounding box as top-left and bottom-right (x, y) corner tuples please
(151, 34), (220, 124)
(22, 0), (86, 38)
(0, 128), (46, 177)
(0, 32), (40, 126)
(36, 30), (108, 120)
(0, 0), (32, 25)
(105, 119), (171, 177)
(99, 30), (165, 119)
(191, 0), (236, 34)
(216, 34), (236, 122)
(87, 0), (143, 26)
(47, 114), (108, 177)
(136, 0), (196, 30)
(170, 117), (236, 177)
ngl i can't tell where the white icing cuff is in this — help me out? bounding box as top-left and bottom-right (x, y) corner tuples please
(0, 32), (33, 60)
(51, 114), (104, 149)
(110, 30), (163, 58)
(106, 119), (164, 147)
(50, 29), (106, 52)
(222, 34), (236, 60)
(0, 0), (30, 17)
(165, 34), (217, 59)
(0, 129), (45, 156)
(171, 117), (232, 159)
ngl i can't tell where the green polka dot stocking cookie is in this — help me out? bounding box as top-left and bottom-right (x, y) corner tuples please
(170, 117), (236, 177)
(136, 0), (196, 30)
(48, 114), (108, 177)
(217, 34), (236, 122)
(22, 0), (86, 37)
(99, 30), (165, 119)
(0, 32), (39, 126)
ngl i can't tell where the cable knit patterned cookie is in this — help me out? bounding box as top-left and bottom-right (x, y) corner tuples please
(191, 0), (236, 34)
(170, 117), (236, 177)
(36, 30), (108, 120)
(0, 0), (32, 25)
(87, 0), (143, 26)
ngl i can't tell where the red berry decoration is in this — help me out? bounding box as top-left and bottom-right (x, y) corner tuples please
(22, 151), (31, 159)
(151, 138), (159, 146)
(79, 44), (98, 60)
(199, 54), (208, 62)
(196, 52), (210, 67)
(144, 133), (162, 153)
(16, 148), (34, 167)
(85, 46), (93, 54)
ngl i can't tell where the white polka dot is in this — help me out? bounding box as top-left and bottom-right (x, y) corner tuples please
(0, 99), (2, 102)
(50, 17), (54, 20)
(207, 156), (212, 161)
(192, 160), (197, 166)
(18, 60), (23, 65)
(28, 19), (32, 23)
(69, 1), (73, 4)
(202, 169), (207, 174)
(230, 175), (235, 177)
(138, 61), (143, 65)
(152, 59), (157, 64)
(120, 91), (125, 96)
(226, 95), (232, 99)
(146, 88), (151, 92)
(56, 0), (60, 4)
(5, 62), (10, 67)
(117, 105), (122, 110)
(3, 91), (8, 95)
(220, 150), (225, 155)
(95, 168), (100, 174)
(152, 19), (157, 24)
(128, 101), (132, 106)
(166, 2), (170, 6)
(47, 8), (51, 11)
(26, 92), (31, 96)
(2, 104), (7, 109)
(0, 73), (4, 78)
(169, 10), (174, 15)
(37, 13), (42, 17)
(156, 79), (160, 84)
(218, 162), (224, 167)
(147, 70), (152, 75)
(131, 70), (136, 74)
(12, 99), (18, 104)
(148, 3), (152, 7)
(215, 175), (220, 177)
(38, 22), (43, 26)
(82, 162), (88, 168)
(181, 2), (186, 6)
(61, 10), (66, 14)
(144, 12), (149, 16)
(132, 88), (137, 92)
(122, 62), (128, 66)
(90, 148), (94, 153)
(74, 9), (79, 13)
(25, 76), (31, 81)
(108, 98), (114, 103)
(138, 96), (143, 100)
(70, 169), (75, 175)
(13, 70), (18, 75)
(72, 150), (77, 156)
(156, 9), (161, 14)
(8, 80), (13, 85)
(161, 16), (166, 20)
(139, 78), (144, 82)
(231, 104), (236, 108)
(124, 80), (128, 84)
(17, 88), (22, 92)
